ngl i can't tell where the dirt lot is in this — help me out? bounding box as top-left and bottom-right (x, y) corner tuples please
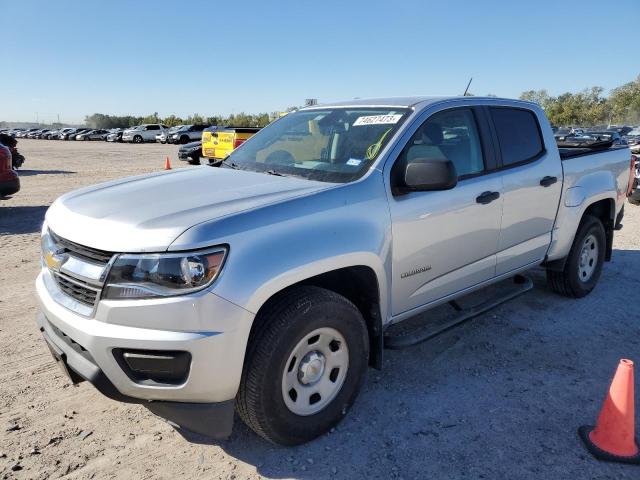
(1, 139), (639, 479)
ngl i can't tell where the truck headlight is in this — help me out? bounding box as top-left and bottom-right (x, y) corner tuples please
(103, 247), (227, 300)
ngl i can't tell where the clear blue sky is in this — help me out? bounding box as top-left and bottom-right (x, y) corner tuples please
(3, 0), (639, 124)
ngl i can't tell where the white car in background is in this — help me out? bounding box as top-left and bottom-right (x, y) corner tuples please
(122, 124), (168, 143)
(156, 125), (185, 144)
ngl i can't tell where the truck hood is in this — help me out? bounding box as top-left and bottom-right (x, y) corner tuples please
(46, 167), (331, 252)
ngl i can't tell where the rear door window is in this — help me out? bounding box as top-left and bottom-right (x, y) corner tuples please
(490, 108), (544, 166)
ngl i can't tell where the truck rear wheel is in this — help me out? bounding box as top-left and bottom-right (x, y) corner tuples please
(546, 215), (606, 298)
(236, 286), (369, 445)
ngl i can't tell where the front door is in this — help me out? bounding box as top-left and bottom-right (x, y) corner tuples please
(388, 107), (504, 316)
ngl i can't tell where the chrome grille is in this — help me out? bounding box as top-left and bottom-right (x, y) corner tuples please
(54, 273), (100, 307)
(50, 231), (113, 264)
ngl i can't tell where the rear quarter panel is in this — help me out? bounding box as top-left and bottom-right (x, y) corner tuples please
(546, 146), (631, 261)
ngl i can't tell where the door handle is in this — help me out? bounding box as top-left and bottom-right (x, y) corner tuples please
(476, 191), (500, 204)
(540, 176), (558, 187)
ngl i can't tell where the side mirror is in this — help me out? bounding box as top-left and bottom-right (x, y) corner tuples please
(401, 157), (458, 192)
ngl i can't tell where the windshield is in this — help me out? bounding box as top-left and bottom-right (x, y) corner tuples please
(226, 107), (410, 183)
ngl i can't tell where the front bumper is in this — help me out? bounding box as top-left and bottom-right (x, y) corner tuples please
(35, 269), (255, 436)
(37, 313), (235, 438)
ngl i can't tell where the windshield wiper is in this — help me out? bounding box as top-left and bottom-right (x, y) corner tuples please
(265, 169), (287, 177)
(220, 158), (241, 170)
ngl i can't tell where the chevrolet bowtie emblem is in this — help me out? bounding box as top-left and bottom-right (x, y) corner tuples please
(44, 249), (67, 271)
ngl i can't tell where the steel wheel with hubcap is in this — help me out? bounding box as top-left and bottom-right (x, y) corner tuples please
(578, 234), (598, 282)
(237, 286), (369, 445)
(282, 327), (349, 416)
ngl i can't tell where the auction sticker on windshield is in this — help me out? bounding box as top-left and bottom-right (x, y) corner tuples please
(353, 114), (403, 126)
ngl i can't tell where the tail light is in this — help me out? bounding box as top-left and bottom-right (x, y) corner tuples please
(233, 138), (246, 149)
(0, 146), (11, 171)
(627, 154), (637, 196)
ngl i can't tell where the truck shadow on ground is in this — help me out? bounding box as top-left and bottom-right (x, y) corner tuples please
(162, 249), (640, 479)
(0, 205), (48, 234)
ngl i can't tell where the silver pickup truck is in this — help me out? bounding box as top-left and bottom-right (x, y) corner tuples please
(36, 96), (634, 445)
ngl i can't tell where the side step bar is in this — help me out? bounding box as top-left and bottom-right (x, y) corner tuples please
(384, 275), (533, 349)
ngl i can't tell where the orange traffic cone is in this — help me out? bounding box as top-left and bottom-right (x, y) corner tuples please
(579, 359), (640, 464)
(164, 157), (171, 170)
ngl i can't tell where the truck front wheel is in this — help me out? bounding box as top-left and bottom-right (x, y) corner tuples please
(546, 215), (606, 298)
(236, 286), (369, 445)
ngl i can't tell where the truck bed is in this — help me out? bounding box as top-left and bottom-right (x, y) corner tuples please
(557, 139), (623, 160)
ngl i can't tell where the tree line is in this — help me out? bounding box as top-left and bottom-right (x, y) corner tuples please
(77, 74), (640, 130)
(519, 75), (640, 127)
(84, 111), (281, 129)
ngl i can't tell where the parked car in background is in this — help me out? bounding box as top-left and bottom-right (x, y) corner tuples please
(16, 128), (38, 138)
(122, 124), (168, 143)
(26, 128), (47, 139)
(106, 128), (124, 142)
(608, 126), (634, 136)
(6, 129), (25, 138)
(0, 143), (19, 197)
(76, 129), (109, 141)
(623, 129), (640, 154)
(57, 128), (77, 140)
(156, 125), (184, 143)
(583, 131), (626, 145)
(44, 130), (59, 139)
(169, 124), (209, 144)
(63, 128), (91, 140)
(178, 140), (203, 165)
(201, 126), (260, 162)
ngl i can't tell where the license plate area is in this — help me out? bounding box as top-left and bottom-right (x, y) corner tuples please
(42, 331), (84, 385)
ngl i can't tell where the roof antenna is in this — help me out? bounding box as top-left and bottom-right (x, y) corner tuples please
(463, 77), (473, 96)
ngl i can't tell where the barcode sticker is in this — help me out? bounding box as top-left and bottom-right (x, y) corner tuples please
(353, 114), (403, 126)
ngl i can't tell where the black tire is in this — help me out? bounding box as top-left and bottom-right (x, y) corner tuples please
(546, 215), (606, 298)
(629, 183), (640, 206)
(187, 158), (200, 165)
(133, 135), (143, 144)
(236, 286), (369, 445)
(180, 135), (190, 145)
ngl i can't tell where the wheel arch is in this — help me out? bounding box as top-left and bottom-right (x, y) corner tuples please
(583, 197), (615, 261)
(249, 264), (385, 370)
(544, 196), (616, 271)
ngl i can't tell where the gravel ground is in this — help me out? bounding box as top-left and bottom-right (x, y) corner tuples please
(1, 139), (639, 479)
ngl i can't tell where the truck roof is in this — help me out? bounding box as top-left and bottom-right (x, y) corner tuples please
(305, 96), (536, 110)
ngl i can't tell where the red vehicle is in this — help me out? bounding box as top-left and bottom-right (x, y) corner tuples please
(0, 144), (19, 197)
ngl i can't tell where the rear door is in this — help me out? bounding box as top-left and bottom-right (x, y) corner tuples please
(488, 106), (563, 275)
